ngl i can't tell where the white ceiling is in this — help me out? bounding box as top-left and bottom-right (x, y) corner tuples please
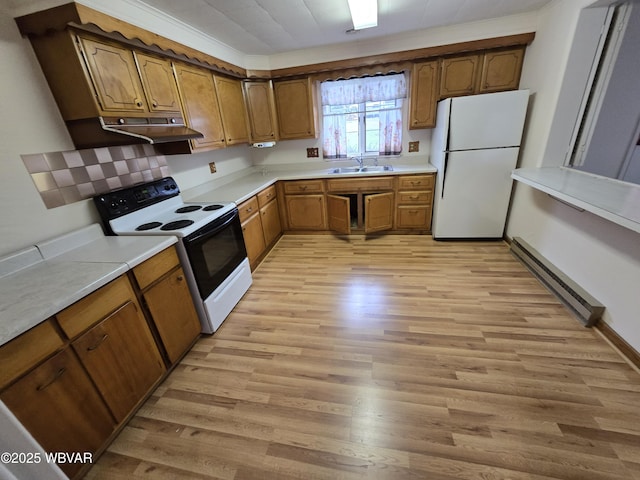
(137, 0), (554, 56)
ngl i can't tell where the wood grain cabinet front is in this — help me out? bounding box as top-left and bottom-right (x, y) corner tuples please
(72, 300), (165, 423)
(214, 75), (250, 145)
(0, 348), (115, 479)
(238, 185), (283, 270)
(395, 174), (435, 232)
(132, 246), (201, 365)
(243, 80), (279, 142)
(409, 60), (439, 129)
(273, 77), (318, 140)
(134, 51), (182, 114)
(173, 62), (226, 152)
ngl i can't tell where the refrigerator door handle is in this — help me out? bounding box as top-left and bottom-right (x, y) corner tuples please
(441, 153), (449, 198)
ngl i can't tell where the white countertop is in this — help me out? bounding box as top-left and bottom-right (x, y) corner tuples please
(184, 162), (436, 204)
(0, 224), (176, 347)
(512, 167), (640, 234)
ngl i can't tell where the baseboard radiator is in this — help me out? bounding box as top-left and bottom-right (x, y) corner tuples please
(510, 237), (605, 327)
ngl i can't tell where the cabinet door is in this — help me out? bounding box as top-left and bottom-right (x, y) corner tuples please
(243, 80), (279, 142)
(409, 60), (439, 129)
(327, 194), (351, 234)
(135, 51), (182, 113)
(365, 192), (394, 233)
(478, 48), (525, 93)
(274, 77), (317, 140)
(78, 36), (147, 114)
(242, 213), (266, 268)
(285, 195), (327, 230)
(260, 198), (282, 246)
(439, 54), (480, 98)
(72, 301), (165, 423)
(214, 75), (250, 145)
(142, 267), (201, 364)
(396, 205), (432, 230)
(174, 63), (225, 151)
(1, 348), (115, 478)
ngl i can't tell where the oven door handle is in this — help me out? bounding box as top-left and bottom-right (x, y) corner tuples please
(184, 209), (238, 243)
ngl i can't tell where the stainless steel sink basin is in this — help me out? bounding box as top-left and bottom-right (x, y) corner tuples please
(328, 165), (394, 174)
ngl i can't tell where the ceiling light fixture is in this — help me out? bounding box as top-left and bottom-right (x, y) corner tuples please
(347, 0), (378, 31)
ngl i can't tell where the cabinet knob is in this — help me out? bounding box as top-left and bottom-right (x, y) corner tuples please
(152, 101), (158, 107)
(177, 275), (184, 281)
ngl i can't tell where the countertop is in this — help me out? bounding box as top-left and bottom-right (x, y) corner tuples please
(0, 224), (176, 347)
(184, 161), (436, 204)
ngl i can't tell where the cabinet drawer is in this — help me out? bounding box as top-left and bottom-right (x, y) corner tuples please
(257, 184), (277, 208)
(283, 179), (324, 194)
(326, 176), (394, 192)
(0, 320), (64, 390)
(396, 205), (432, 229)
(397, 175), (435, 190)
(133, 246), (180, 290)
(238, 196), (260, 223)
(56, 276), (132, 339)
(397, 191), (431, 204)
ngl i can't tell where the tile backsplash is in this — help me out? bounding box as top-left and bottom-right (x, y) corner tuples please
(22, 144), (171, 208)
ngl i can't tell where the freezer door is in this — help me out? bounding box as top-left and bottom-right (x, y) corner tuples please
(448, 90), (529, 150)
(432, 148), (519, 238)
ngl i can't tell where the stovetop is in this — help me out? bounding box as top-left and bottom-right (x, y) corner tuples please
(93, 177), (236, 237)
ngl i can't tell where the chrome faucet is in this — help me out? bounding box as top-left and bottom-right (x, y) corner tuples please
(352, 156), (364, 169)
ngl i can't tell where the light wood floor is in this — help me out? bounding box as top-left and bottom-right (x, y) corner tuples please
(88, 235), (640, 480)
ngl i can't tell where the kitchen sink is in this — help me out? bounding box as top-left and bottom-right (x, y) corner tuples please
(328, 165), (394, 174)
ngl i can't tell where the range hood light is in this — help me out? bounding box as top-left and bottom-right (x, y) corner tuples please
(252, 142), (276, 148)
(347, 0), (378, 30)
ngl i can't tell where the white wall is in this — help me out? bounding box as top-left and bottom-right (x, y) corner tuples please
(508, 0), (640, 352)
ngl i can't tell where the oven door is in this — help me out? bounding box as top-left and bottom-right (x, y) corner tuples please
(182, 208), (248, 300)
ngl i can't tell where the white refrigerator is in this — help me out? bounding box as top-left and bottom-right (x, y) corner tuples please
(430, 89), (529, 239)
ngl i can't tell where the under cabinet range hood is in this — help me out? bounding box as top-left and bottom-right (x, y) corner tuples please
(66, 116), (204, 149)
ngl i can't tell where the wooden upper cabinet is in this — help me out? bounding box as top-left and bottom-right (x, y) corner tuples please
(173, 62), (226, 151)
(134, 51), (182, 114)
(409, 60), (439, 129)
(214, 75), (250, 145)
(478, 47), (525, 93)
(78, 36), (147, 114)
(439, 54), (481, 99)
(243, 80), (279, 142)
(273, 77), (318, 140)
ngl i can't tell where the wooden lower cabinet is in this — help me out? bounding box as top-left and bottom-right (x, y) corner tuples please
(72, 300), (165, 422)
(260, 198), (282, 247)
(395, 174), (435, 232)
(325, 177), (395, 234)
(132, 246), (201, 365)
(0, 245), (204, 478)
(0, 348), (115, 478)
(242, 209), (267, 268)
(239, 185), (282, 269)
(284, 194), (327, 230)
(140, 267), (201, 364)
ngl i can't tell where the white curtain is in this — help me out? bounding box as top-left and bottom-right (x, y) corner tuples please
(321, 73), (407, 105)
(321, 73), (406, 158)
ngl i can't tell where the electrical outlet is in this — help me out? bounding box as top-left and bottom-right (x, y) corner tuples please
(209, 162), (217, 173)
(306, 147), (319, 158)
(408, 141), (420, 153)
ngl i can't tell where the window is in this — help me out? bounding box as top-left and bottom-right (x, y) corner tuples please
(564, 2), (640, 184)
(320, 73), (407, 159)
